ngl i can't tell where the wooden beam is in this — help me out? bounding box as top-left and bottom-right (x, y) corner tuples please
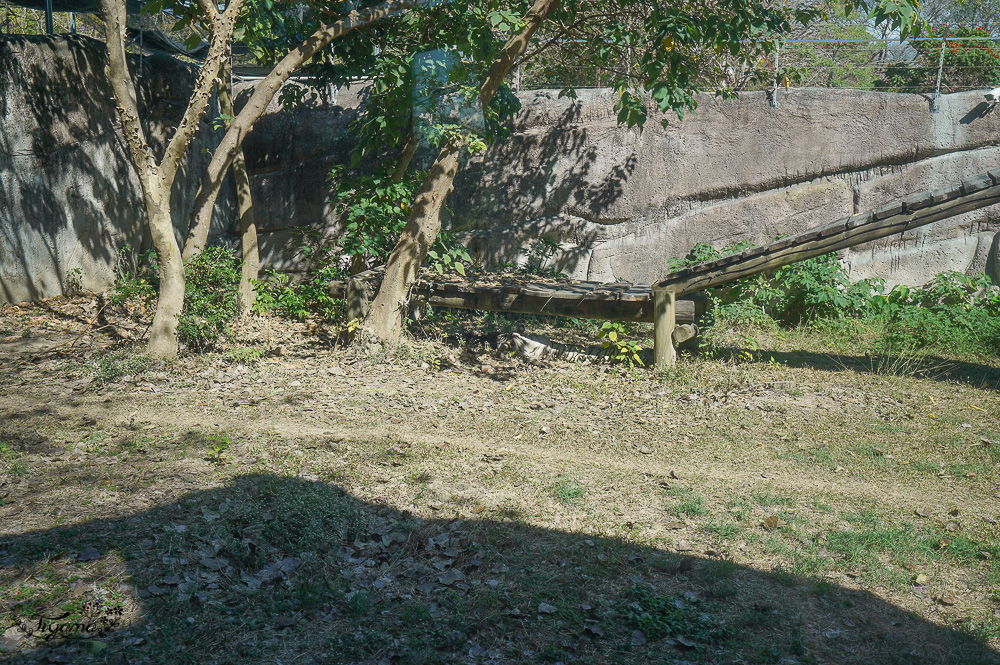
(657, 175), (1000, 297)
(652, 288), (676, 368)
(329, 276), (704, 324)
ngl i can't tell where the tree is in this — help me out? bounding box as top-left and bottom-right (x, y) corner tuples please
(358, 0), (926, 343)
(99, 0), (246, 358)
(181, 0), (427, 260)
(99, 0), (424, 357)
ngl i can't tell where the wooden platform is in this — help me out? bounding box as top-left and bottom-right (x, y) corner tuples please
(329, 270), (705, 324)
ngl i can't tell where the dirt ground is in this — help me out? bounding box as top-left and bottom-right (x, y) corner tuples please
(1, 296), (999, 665)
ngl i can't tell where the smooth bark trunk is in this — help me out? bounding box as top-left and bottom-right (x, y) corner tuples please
(99, 0), (244, 358)
(218, 60), (259, 315)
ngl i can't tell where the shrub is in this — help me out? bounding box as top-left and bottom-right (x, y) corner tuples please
(254, 229), (345, 322)
(177, 247), (241, 351)
(669, 242), (1000, 358)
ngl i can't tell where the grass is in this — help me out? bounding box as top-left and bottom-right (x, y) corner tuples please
(2, 298), (1000, 665)
(91, 348), (152, 385)
(549, 474), (586, 505)
(663, 486), (708, 518)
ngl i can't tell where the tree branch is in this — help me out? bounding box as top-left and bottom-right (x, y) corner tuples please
(158, 0), (246, 186)
(183, 0), (430, 257)
(479, 0), (563, 108)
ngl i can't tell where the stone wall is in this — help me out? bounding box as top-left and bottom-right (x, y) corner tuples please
(449, 88), (1000, 286)
(0, 35), (234, 304)
(4, 37), (999, 306)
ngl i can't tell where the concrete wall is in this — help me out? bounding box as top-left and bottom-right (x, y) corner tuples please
(449, 88), (1000, 286)
(0, 35), (234, 304)
(3, 36), (999, 305)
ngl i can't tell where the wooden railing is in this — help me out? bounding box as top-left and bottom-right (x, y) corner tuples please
(650, 169), (1000, 366)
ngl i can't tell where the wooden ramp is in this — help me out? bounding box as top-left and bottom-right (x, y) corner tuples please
(330, 169), (1000, 368)
(648, 169), (1000, 366)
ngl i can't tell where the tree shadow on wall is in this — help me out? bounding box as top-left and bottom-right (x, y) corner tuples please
(0, 34), (233, 305)
(450, 92), (639, 275)
(0, 471), (997, 665)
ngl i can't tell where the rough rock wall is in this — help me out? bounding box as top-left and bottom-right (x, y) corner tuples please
(449, 88), (1000, 286)
(0, 35), (234, 304)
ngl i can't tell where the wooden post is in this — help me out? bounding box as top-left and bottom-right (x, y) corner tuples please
(653, 287), (676, 368)
(346, 278), (372, 322)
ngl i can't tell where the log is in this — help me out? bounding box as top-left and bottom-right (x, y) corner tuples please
(657, 175), (1000, 297)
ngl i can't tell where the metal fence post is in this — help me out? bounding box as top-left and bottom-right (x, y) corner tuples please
(931, 36), (945, 113)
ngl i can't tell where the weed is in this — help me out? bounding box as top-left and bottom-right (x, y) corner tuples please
(616, 586), (731, 644)
(91, 348), (151, 385)
(0, 440), (28, 476)
(599, 321), (645, 368)
(663, 486), (707, 518)
(550, 475), (586, 505)
(752, 489), (797, 507)
(345, 590), (373, 618)
(224, 347), (264, 365)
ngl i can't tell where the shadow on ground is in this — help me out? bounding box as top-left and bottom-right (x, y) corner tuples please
(1, 474), (997, 665)
(702, 346), (1000, 392)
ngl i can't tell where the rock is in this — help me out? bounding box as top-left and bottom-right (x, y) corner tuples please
(76, 546), (101, 562)
(537, 602), (557, 614)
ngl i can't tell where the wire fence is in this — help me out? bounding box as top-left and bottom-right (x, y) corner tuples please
(3, 12), (1000, 97)
(514, 27), (1000, 97)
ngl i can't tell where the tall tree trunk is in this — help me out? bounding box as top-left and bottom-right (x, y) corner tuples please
(218, 60), (259, 315)
(361, 139), (460, 343)
(360, 0), (562, 343)
(391, 119), (418, 183)
(99, 0), (245, 358)
(182, 0), (425, 260)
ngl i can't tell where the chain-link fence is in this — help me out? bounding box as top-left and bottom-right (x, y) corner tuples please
(514, 24), (1000, 96)
(3, 12), (1000, 96)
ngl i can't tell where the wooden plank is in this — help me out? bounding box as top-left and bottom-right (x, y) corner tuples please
(657, 180), (1000, 296)
(905, 190), (933, 211)
(930, 183), (962, 204)
(962, 174), (993, 194)
(874, 201), (904, 220)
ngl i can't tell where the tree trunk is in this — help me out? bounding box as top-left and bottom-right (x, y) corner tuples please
(182, 0), (424, 259)
(361, 139), (460, 343)
(360, 0), (562, 344)
(99, 0), (245, 358)
(146, 199), (185, 358)
(218, 60), (259, 315)
(391, 122), (418, 183)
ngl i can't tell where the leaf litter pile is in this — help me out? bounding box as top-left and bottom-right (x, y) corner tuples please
(1, 296), (999, 665)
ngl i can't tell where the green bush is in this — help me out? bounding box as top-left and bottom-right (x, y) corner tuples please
(177, 247), (241, 351)
(671, 242), (1000, 358)
(329, 166), (472, 276)
(254, 229), (345, 322)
